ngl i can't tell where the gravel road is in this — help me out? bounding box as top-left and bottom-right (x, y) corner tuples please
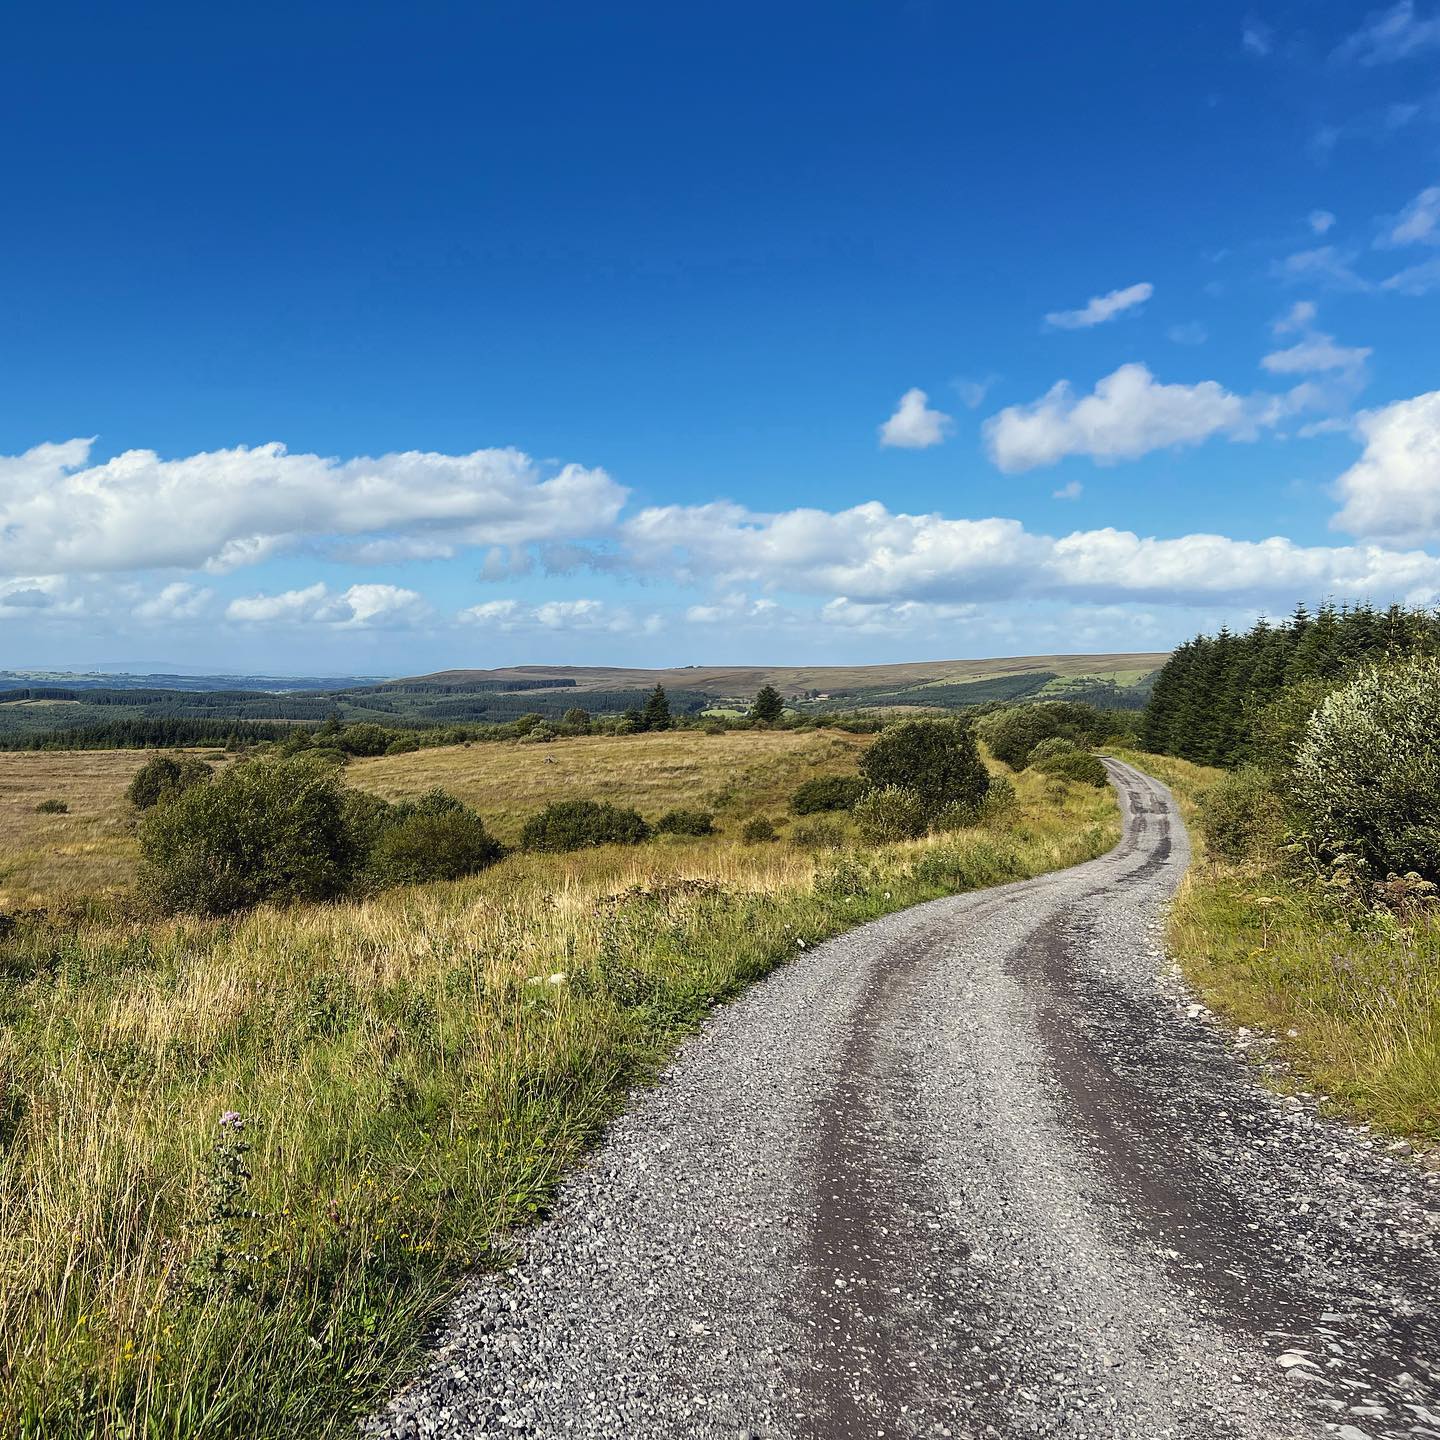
(372, 759), (1440, 1440)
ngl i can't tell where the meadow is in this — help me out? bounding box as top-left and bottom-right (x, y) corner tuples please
(0, 731), (1119, 1438)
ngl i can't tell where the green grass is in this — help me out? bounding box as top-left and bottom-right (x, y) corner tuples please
(1113, 747), (1440, 1145)
(0, 761), (1118, 1438)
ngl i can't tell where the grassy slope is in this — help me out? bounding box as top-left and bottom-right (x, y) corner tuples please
(1114, 748), (1440, 1144)
(0, 757), (1118, 1438)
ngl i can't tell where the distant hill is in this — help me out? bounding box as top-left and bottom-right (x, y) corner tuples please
(400, 653), (1167, 699)
(0, 652), (1168, 745)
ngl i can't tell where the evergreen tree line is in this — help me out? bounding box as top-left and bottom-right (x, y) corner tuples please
(1140, 602), (1440, 767)
(0, 718), (305, 751)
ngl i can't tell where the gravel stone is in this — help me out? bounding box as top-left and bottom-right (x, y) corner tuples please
(369, 760), (1440, 1439)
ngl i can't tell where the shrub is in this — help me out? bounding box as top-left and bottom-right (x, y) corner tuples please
(979, 773), (1017, 817)
(126, 754), (214, 811)
(1197, 766), (1286, 863)
(366, 805), (502, 887)
(521, 799), (651, 852)
(1246, 678), (1338, 775)
(788, 817), (848, 850)
(519, 722), (557, 744)
(791, 775), (866, 815)
(1031, 749), (1108, 788)
(852, 786), (927, 842)
(655, 808), (715, 836)
(1294, 659), (1440, 881)
(561, 707), (592, 734)
(337, 724), (393, 757)
(138, 758), (358, 916)
(299, 746), (348, 770)
(1026, 736), (1081, 766)
(35, 798), (69, 814)
(741, 816), (780, 842)
(858, 718), (989, 819)
(981, 701), (1114, 770)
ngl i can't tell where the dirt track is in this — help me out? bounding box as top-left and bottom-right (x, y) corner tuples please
(374, 760), (1440, 1440)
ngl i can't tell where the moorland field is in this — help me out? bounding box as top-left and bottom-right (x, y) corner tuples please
(0, 719), (1119, 1435)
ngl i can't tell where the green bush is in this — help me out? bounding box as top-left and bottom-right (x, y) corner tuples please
(1246, 678), (1338, 775)
(521, 799), (651, 853)
(655, 808), (716, 836)
(1031, 749), (1108, 788)
(1294, 659), (1440, 881)
(980, 701), (1115, 770)
(34, 798), (69, 815)
(858, 718), (989, 818)
(1025, 736), (1081, 766)
(126, 754), (214, 811)
(741, 816), (780, 842)
(561, 707), (592, 734)
(337, 724), (393, 757)
(790, 775), (866, 815)
(366, 805), (502, 887)
(788, 817), (848, 850)
(1197, 766), (1286, 862)
(852, 785), (927, 842)
(138, 758), (358, 916)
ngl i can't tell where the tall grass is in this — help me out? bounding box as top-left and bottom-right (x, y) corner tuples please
(0, 767), (1117, 1438)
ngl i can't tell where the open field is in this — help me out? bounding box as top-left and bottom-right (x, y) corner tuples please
(0, 732), (868, 903)
(0, 755), (1118, 1437)
(349, 729), (869, 844)
(0, 749), (220, 909)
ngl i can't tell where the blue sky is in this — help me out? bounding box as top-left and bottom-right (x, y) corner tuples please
(3, 1), (1440, 674)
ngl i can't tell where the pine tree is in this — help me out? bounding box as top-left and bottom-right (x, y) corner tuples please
(749, 685), (784, 724)
(641, 684), (673, 731)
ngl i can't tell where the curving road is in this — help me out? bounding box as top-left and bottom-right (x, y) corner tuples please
(374, 760), (1440, 1440)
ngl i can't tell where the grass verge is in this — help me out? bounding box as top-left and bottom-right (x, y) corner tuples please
(0, 765), (1116, 1438)
(1113, 747), (1440, 1145)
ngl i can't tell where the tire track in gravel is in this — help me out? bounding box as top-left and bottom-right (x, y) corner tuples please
(371, 760), (1440, 1440)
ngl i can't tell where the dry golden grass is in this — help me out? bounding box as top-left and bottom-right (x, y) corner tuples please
(349, 729), (870, 843)
(0, 750), (175, 908)
(0, 732), (866, 904)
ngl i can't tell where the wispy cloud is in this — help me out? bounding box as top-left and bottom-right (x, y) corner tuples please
(1241, 18), (1274, 55)
(1335, 1), (1440, 64)
(1044, 281), (1153, 330)
(1378, 183), (1440, 246)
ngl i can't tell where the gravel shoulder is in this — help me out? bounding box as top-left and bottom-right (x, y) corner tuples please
(372, 760), (1440, 1440)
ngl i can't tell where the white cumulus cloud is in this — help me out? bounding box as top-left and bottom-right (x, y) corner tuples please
(1044, 282), (1153, 331)
(982, 363), (1255, 472)
(1332, 390), (1440, 540)
(226, 583), (430, 628)
(0, 439), (627, 577)
(1309, 209), (1337, 235)
(878, 388), (954, 449)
